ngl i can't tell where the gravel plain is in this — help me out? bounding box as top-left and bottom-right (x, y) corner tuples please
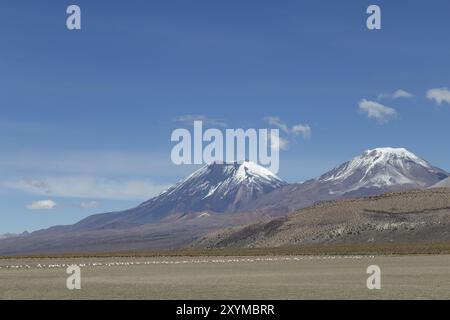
(1, 254), (449, 299)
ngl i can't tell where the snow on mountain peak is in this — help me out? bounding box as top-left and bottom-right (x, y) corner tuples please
(319, 147), (447, 191)
(235, 161), (281, 182)
(182, 161), (283, 186)
(137, 161), (287, 217)
(361, 147), (430, 167)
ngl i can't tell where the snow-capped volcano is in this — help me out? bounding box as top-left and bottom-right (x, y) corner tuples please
(68, 161), (287, 230)
(156, 161), (285, 203)
(319, 147), (448, 193)
(137, 161), (287, 216)
(243, 147), (449, 213)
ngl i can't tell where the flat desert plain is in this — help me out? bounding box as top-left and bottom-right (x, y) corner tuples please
(1, 255), (449, 299)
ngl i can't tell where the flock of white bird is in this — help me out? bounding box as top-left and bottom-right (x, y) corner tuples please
(0, 255), (374, 270)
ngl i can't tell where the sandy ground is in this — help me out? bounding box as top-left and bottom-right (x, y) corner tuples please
(0, 255), (449, 299)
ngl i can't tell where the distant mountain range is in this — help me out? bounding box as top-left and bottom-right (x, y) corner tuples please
(0, 147), (448, 255)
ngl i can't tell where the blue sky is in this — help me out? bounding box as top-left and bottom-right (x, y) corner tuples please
(1, 0), (450, 233)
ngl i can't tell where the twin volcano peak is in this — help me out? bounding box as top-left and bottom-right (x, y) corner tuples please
(59, 148), (449, 232)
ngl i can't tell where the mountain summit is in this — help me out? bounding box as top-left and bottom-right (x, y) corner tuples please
(138, 161), (286, 216)
(318, 147), (448, 194)
(244, 147), (449, 213)
(68, 161), (287, 231)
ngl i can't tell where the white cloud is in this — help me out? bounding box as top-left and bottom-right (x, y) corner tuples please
(292, 124), (311, 139)
(262, 116), (311, 151)
(427, 87), (450, 105)
(27, 200), (57, 210)
(358, 99), (397, 123)
(173, 115), (228, 127)
(269, 132), (289, 151)
(392, 89), (414, 99)
(263, 116), (312, 138)
(378, 89), (414, 100)
(263, 116), (290, 134)
(79, 201), (100, 210)
(26, 199), (101, 211)
(4, 177), (169, 201)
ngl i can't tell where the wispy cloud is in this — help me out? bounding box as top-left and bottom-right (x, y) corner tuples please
(262, 116), (311, 150)
(26, 200), (57, 210)
(358, 99), (397, 123)
(263, 116), (290, 134)
(173, 115), (228, 127)
(268, 132), (289, 151)
(4, 177), (169, 201)
(0, 151), (194, 179)
(291, 124), (311, 139)
(427, 87), (450, 105)
(26, 199), (101, 211)
(263, 117), (311, 138)
(378, 89), (414, 100)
